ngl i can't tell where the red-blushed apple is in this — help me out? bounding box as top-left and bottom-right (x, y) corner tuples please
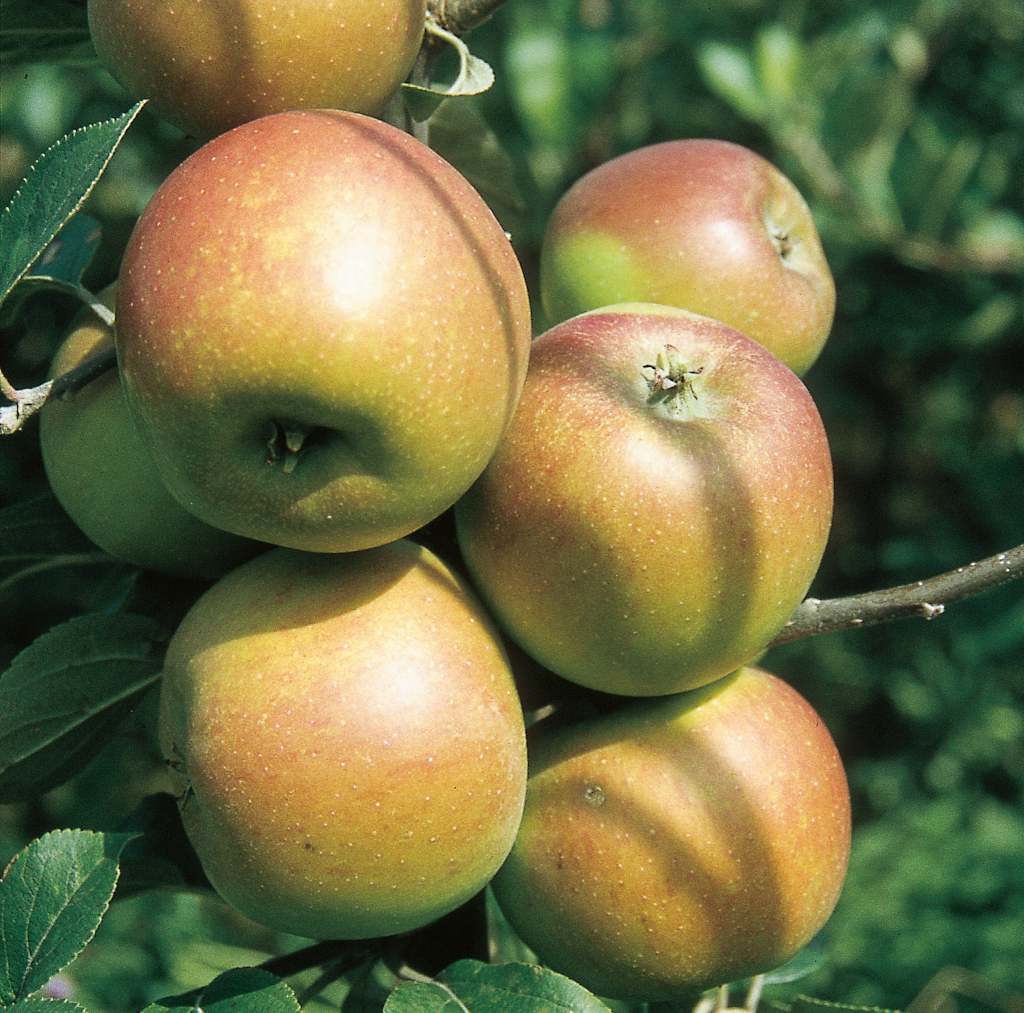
(158, 539), (528, 940)
(39, 286), (264, 580)
(490, 665), (852, 1002)
(454, 304), (833, 697)
(115, 109), (532, 554)
(88, 0), (427, 140)
(540, 139), (836, 375)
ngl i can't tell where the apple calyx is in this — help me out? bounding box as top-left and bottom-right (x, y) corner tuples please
(764, 197), (798, 264)
(266, 420), (318, 473)
(643, 344), (704, 411)
(771, 224), (796, 261)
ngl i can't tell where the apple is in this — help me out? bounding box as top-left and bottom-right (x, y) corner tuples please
(454, 304), (833, 697)
(115, 109), (532, 554)
(490, 665), (851, 1002)
(540, 139), (836, 375)
(88, 0), (427, 140)
(158, 538), (528, 940)
(39, 285), (264, 580)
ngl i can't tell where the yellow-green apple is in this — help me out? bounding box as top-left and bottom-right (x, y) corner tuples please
(115, 109), (532, 554)
(490, 665), (851, 1002)
(39, 286), (264, 580)
(540, 139), (836, 375)
(88, 0), (427, 140)
(455, 304), (833, 697)
(158, 538), (528, 940)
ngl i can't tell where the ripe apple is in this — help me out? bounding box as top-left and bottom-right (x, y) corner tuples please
(88, 0), (427, 140)
(540, 139), (836, 375)
(490, 665), (852, 1002)
(158, 538), (528, 940)
(115, 109), (532, 554)
(39, 286), (264, 580)
(454, 304), (833, 697)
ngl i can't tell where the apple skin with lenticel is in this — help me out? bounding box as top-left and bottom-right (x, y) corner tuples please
(39, 284), (263, 580)
(158, 539), (528, 940)
(114, 109), (532, 554)
(455, 303), (833, 697)
(88, 0), (428, 139)
(539, 138), (836, 375)
(490, 665), (852, 1001)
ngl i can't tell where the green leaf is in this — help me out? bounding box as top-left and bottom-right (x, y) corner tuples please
(341, 958), (391, 1012)
(402, 22), (495, 122)
(0, 214), (104, 327)
(0, 612), (168, 803)
(0, 102), (145, 308)
(144, 967), (301, 1013)
(385, 960), (613, 1013)
(791, 999), (903, 1013)
(695, 41), (768, 122)
(22, 213), (102, 287)
(0, 494), (98, 588)
(760, 939), (829, 984)
(427, 100), (525, 230)
(504, 23), (573, 147)
(8, 999), (89, 1013)
(0, 829), (137, 1004)
(0, 0), (93, 64)
(112, 793), (210, 899)
(754, 24), (805, 102)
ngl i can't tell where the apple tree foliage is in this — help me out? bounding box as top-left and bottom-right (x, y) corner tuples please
(1, 0), (1023, 1009)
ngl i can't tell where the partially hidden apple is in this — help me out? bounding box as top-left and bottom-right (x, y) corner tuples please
(115, 109), (532, 554)
(540, 139), (836, 375)
(158, 539), (528, 940)
(490, 665), (851, 1002)
(455, 304), (833, 697)
(39, 285), (264, 580)
(88, 0), (427, 140)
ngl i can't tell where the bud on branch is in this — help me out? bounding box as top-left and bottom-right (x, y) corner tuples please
(428, 0), (511, 37)
(0, 342), (116, 435)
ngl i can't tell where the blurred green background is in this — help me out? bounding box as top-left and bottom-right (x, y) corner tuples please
(1, 0), (1022, 1007)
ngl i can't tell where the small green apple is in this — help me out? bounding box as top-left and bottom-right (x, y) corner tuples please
(88, 0), (427, 140)
(540, 139), (836, 375)
(159, 539), (528, 940)
(115, 109), (532, 554)
(490, 665), (851, 1002)
(39, 286), (263, 580)
(455, 304), (833, 697)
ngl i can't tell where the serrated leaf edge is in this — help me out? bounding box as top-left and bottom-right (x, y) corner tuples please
(0, 614), (167, 776)
(0, 101), (145, 305)
(1, 829), (138, 1003)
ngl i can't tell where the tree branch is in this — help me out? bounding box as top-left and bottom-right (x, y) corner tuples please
(770, 543), (1024, 646)
(2, 286), (117, 434)
(0, 343), (117, 434)
(429, 0), (512, 37)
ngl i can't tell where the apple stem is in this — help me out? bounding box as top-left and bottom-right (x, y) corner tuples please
(744, 974), (766, 1012)
(692, 976), (766, 1013)
(702, 984), (729, 1013)
(266, 420), (314, 473)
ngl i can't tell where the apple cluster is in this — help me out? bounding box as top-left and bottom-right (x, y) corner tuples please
(40, 15), (853, 1003)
